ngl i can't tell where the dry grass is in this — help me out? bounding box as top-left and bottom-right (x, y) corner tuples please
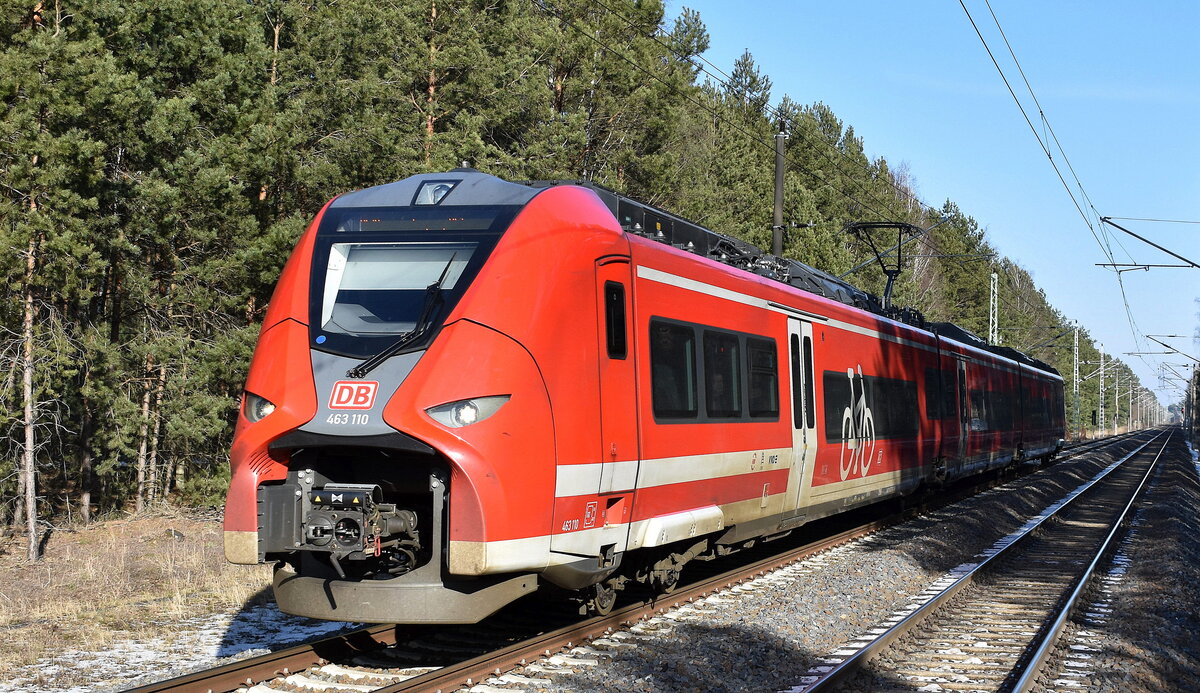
(0, 506), (273, 676)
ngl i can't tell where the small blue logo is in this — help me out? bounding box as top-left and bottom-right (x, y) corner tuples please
(315, 335), (327, 344)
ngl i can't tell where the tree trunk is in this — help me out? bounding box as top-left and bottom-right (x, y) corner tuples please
(147, 362), (166, 503)
(135, 353), (153, 513)
(78, 397), (92, 524)
(424, 0), (438, 164)
(258, 17), (282, 204)
(166, 361), (189, 495)
(107, 241), (122, 343)
(13, 469), (25, 528)
(23, 232), (40, 562)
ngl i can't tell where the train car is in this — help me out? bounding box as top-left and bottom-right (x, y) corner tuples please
(224, 169), (1064, 623)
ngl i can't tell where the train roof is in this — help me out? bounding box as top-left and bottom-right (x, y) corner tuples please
(926, 322), (1059, 376)
(331, 170), (1058, 378)
(330, 169), (540, 208)
(528, 178), (1059, 378)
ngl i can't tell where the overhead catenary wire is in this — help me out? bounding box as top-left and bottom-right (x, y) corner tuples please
(979, 0), (1139, 266)
(979, 1), (1197, 385)
(545, 0), (1002, 327)
(573, 0), (1111, 333)
(960, 0), (1172, 395)
(1105, 217), (1200, 225)
(959, 0), (1113, 263)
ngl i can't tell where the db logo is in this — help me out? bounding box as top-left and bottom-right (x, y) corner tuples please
(329, 381), (378, 409)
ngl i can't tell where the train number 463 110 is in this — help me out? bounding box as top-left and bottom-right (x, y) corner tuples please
(326, 413), (370, 425)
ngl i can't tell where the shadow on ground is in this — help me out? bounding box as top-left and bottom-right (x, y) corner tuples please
(216, 584), (362, 658)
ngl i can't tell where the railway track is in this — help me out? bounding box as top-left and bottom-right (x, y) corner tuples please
(125, 433), (1145, 693)
(127, 515), (889, 693)
(790, 429), (1170, 693)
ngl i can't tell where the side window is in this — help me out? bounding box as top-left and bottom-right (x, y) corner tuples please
(872, 377), (918, 438)
(747, 338), (778, 418)
(990, 390), (1012, 431)
(823, 370), (851, 443)
(823, 370), (918, 441)
(704, 331), (741, 418)
(650, 321), (697, 419)
(942, 369), (959, 423)
(969, 389), (988, 431)
(926, 368), (959, 422)
(603, 282), (626, 359)
(924, 368), (942, 420)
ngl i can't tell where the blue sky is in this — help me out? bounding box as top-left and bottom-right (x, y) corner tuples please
(670, 0), (1199, 407)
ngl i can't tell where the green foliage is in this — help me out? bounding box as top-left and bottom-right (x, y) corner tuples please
(175, 464), (232, 507)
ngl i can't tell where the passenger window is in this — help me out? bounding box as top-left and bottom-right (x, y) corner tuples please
(603, 282), (626, 359)
(822, 370), (852, 443)
(650, 321), (697, 418)
(704, 331), (741, 418)
(969, 390), (988, 431)
(924, 369), (942, 420)
(942, 370), (958, 422)
(747, 338), (778, 418)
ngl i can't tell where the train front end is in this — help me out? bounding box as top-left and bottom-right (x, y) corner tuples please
(223, 171), (556, 623)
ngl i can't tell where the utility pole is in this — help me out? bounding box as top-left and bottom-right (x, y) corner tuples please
(1113, 371), (1119, 434)
(772, 122), (787, 257)
(989, 272), (999, 344)
(1073, 325), (1080, 439)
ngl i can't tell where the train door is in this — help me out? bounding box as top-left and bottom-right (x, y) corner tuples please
(956, 359), (970, 465)
(594, 257), (639, 547)
(783, 318), (818, 516)
(938, 355), (967, 479)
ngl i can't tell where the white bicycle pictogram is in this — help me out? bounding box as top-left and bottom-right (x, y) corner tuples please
(839, 365), (876, 480)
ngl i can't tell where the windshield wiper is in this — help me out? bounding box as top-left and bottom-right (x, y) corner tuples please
(346, 254), (457, 380)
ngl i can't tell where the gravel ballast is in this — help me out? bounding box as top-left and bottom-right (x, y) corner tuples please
(1038, 436), (1200, 692)
(518, 435), (1200, 693)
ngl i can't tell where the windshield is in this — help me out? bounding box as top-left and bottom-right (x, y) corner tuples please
(321, 242), (473, 334)
(309, 205), (517, 357)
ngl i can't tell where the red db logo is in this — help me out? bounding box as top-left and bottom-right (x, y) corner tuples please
(329, 381), (379, 409)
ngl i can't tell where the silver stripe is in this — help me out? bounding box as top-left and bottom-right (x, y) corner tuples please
(554, 448), (790, 499)
(555, 460), (639, 497)
(636, 447), (790, 489)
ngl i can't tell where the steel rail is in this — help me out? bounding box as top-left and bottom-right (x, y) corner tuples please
(1012, 430), (1174, 691)
(122, 623), (403, 693)
(796, 429), (1165, 692)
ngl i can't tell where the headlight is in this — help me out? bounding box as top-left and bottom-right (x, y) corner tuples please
(244, 391), (277, 422)
(426, 395), (510, 428)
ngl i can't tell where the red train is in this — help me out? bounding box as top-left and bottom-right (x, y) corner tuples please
(224, 170), (1065, 623)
